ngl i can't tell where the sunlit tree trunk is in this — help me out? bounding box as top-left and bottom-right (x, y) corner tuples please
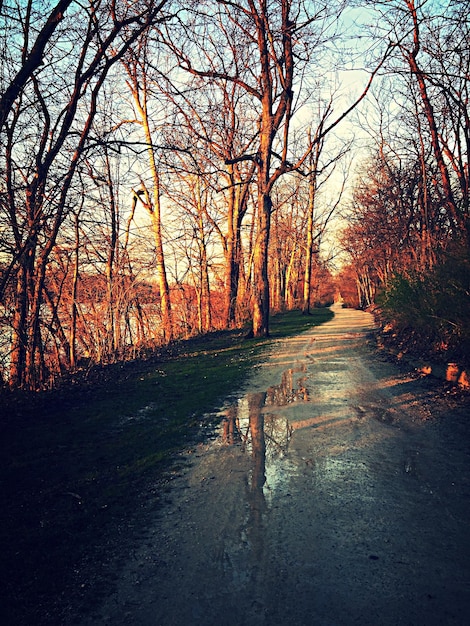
(236, 203), (256, 325)
(251, 0), (295, 336)
(284, 244), (299, 310)
(196, 177), (212, 333)
(252, 191), (272, 336)
(302, 131), (322, 314)
(125, 52), (173, 343)
(147, 179), (173, 342)
(269, 211), (284, 312)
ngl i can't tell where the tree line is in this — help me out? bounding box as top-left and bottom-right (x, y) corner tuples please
(1, 1), (467, 390)
(339, 0), (469, 360)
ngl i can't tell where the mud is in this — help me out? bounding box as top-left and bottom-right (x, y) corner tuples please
(79, 306), (470, 625)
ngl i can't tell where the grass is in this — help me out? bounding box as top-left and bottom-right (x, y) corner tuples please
(0, 307), (333, 625)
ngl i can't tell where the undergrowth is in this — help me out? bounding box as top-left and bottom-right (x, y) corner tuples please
(377, 246), (470, 364)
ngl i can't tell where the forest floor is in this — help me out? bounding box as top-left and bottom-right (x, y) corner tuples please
(2, 306), (470, 625)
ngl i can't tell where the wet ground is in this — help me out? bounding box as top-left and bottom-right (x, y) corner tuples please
(79, 306), (470, 625)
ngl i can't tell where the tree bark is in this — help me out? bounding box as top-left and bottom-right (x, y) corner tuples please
(302, 133), (321, 314)
(127, 62), (174, 343)
(252, 192), (272, 336)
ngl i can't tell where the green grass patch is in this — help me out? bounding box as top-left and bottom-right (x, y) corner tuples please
(0, 307), (333, 624)
(269, 307), (334, 337)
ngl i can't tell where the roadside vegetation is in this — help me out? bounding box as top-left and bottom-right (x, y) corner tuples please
(0, 308), (333, 626)
(377, 247), (470, 365)
(340, 240), (470, 367)
(336, 4), (469, 367)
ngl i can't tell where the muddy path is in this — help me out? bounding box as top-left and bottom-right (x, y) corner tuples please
(80, 306), (470, 626)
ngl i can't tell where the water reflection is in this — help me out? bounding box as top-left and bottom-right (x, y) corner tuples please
(221, 403), (241, 444)
(266, 364), (309, 406)
(218, 384), (297, 585)
(247, 392), (267, 495)
(221, 387), (294, 503)
(221, 395), (293, 461)
(246, 390), (267, 562)
(220, 356), (305, 512)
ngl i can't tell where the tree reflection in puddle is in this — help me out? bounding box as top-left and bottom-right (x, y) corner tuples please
(266, 364), (310, 406)
(221, 403), (242, 445)
(215, 359), (310, 588)
(220, 363), (306, 455)
(220, 386), (296, 507)
(219, 390), (295, 586)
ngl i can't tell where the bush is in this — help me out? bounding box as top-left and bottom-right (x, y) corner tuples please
(378, 246), (470, 363)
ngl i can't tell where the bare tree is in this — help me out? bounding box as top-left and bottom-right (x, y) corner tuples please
(161, 0), (391, 336)
(122, 37), (174, 343)
(0, 0), (74, 129)
(0, 0), (172, 389)
(399, 0), (462, 235)
(372, 0), (469, 241)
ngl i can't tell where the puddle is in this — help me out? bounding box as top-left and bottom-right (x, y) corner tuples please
(216, 362), (311, 505)
(219, 393), (296, 503)
(203, 307), (383, 520)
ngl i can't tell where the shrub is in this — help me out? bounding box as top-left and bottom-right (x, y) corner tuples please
(378, 246), (470, 363)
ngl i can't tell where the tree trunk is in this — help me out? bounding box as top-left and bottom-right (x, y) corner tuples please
(147, 155), (173, 343)
(127, 61), (174, 343)
(224, 234), (241, 327)
(195, 177), (212, 333)
(252, 192), (272, 337)
(302, 134), (321, 314)
(223, 180), (242, 328)
(9, 267), (28, 388)
(285, 244), (298, 311)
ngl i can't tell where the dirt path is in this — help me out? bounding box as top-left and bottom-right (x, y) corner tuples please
(80, 306), (470, 626)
